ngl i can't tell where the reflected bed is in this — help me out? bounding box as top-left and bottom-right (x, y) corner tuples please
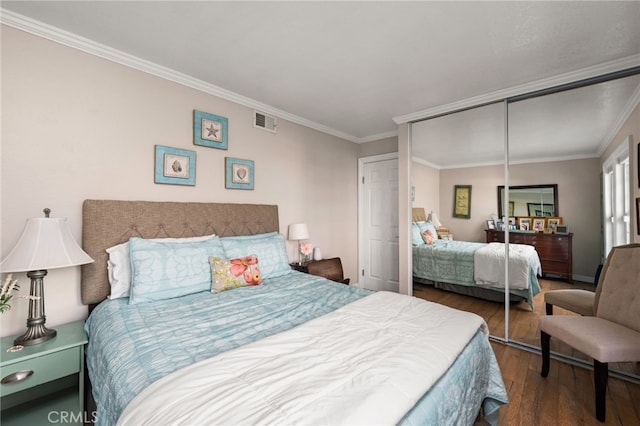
(412, 208), (541, 308)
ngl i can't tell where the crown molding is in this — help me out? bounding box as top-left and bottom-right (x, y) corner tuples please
(394, 55), (640, 125)
(355, 130), (399, 144)
(413, 152), (600, 170)
(3, 8), (638, 147)
(0, 9), (360, 143)
(597, 83), (640, 157)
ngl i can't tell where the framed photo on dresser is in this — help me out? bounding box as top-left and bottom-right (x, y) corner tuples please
(532, 218), (546, 231)
(546, 217), (562, 231)
(518, 217), (531, 230)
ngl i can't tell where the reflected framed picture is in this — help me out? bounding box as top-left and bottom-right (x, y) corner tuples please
(637, 198), (640, 235)
(154, 145), (196, 186)
(518, 217), (531, 230)
(453, 185), (472, 219)
(194, 110), (228, 150)
(225, 157), (254, 190)
(533, 218), (546, 231)
(486, 219), (495, 230)
(528, 203), (555, 216)
(546, 217), (562, 231)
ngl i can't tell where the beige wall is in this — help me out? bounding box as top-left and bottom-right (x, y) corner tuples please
(0, 26), (362, 337)
(412, 158), (602, 282)
(357, 136), (397, 157)
(411, 160), (440, 215)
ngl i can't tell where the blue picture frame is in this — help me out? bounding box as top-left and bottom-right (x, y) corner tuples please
(225, 157), (254, 190)
(154, 145), (196, 186)
(194, 110), (228, 150)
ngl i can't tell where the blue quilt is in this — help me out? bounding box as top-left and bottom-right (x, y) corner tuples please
(85, 271), (507, 425)
(413, 239), (541, 307)
(413, 240), (484, 286)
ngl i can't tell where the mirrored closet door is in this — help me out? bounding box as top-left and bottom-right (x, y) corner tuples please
(410, 101), (507, 340)
(507, 70), (640, 380)
(408, 67), (639, 381)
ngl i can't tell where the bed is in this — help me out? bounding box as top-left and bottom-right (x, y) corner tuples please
(411, 208), (542, 308)
(81, 199), (508, 426)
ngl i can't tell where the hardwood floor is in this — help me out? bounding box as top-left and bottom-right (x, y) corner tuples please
(489, 342), (640, 426)
(413, 281), (640, 425)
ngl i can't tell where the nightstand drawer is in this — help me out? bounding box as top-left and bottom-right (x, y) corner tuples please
(1, 347), (80, 397)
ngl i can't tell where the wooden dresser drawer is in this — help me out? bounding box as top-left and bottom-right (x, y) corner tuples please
(486, 230), (500, 242)
(541, 260), (572, 276)
(485, 229), (573, 282)
(511, 233), (536, 245)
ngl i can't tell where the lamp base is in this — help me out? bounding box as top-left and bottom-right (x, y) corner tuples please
(13, 269), (57, 346)
(14, 325), (57, 346)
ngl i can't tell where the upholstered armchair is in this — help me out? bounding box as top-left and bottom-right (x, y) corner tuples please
(544, 288), (596, 316)
(539, 243), (640, 422)
(544, 264), (603, 316)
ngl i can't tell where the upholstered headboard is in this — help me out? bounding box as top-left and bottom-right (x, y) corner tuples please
(412, 207), (427, 222)
(81, 199), (279, 305)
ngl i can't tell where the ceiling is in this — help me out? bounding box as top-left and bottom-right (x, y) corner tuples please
(2, 1), (640, 162)
(411, 73), (640, 168)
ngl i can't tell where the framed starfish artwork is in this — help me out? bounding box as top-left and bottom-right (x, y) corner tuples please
(193, 110), (228, 149)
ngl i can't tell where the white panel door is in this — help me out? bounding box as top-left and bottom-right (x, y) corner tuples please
(360, 156), (399, 292)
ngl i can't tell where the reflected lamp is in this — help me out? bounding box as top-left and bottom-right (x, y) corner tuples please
(287, 223), (310, 265)
(427, 211), (443, 228)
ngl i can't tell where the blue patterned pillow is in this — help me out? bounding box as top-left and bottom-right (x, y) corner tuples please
(412, 222), (425, 246)
(221, 232), (291, 279)
(128, 236), (226, 304)
(417, 221), (439, 240)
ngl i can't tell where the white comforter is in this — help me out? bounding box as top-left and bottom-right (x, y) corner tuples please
(117, 291), (486, 426)
(474, 242), (541, 290)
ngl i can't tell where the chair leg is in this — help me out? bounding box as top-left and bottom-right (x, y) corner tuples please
(540, 331), (550, 377)
(594, 360), (608, 422)
(545, 303), (553, 315)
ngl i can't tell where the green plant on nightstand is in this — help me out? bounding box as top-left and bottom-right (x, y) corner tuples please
(0, 274), (20, 314)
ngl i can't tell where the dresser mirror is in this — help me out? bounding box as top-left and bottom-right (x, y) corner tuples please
(409, 66), (640, 381)
(497, 184), (558, 218)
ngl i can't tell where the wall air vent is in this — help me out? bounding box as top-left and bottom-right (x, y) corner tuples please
(253, 111), (277, 133)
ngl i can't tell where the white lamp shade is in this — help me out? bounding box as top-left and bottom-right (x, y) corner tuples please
(428, 211), (443, 228)
(1, 217), (94, 273)
(288, 223), (309, 241)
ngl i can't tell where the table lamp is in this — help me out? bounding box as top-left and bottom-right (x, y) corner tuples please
(0, 208), (94, 346)
(427, 210), (443, 227)
(287, 223), (310, 265)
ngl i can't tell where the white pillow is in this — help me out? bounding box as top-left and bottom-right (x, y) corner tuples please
(106, 234), (218, 299)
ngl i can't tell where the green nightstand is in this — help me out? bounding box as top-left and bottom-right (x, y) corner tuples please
(1, 320), (88, 426)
